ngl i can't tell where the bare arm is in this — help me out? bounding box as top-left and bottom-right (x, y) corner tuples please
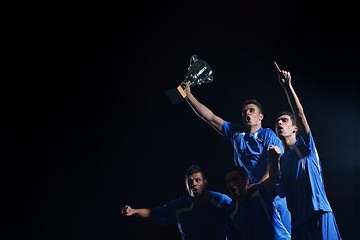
(273, 62), (310, 136)
(263, 145), (281, 192)
(247, 165), (270, 191)
(121, 205), (152, 219)
(260, 165), (270, 182)
(181, 81), (225, 135)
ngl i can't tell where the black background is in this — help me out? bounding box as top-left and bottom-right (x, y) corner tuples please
(3, 1), (359, 239)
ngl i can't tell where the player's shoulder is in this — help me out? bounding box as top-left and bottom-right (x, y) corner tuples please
(209, 191), (232, 203)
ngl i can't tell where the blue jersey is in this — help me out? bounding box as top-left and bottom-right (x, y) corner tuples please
(151, 191), (232, 240)
(222, 121), (292, 234)
(280, 131), (334, 228)
(222, 122), (284, 184)
(227, 183), (291, 240)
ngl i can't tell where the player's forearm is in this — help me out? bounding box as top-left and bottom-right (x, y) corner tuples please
(259, 169), (269, 183)
(283, 83), (310, 134)
(268, 156), (280, 181)
(185, 92), (215, 122)
(132, 208), (152, 219)
(263, 157), (279, 192)
(185, 93), (224, 134)
(283, 83), (302, 116)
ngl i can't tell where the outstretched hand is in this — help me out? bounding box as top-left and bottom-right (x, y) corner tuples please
(273, 61), (291, 85)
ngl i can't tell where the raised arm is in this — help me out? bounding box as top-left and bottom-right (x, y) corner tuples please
(273, 62), (310, 136)
(181, 81), (225, 135)
(121, 205), (152, 219)
(263, 145), (281, 193)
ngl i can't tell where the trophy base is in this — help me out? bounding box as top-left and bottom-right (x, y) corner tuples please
(165, 85), (187, 105)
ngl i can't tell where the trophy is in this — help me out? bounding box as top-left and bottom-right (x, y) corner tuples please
(165, 54), (214, 104)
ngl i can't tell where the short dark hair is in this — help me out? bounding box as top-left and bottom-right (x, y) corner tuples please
(242, 99), (264, 114)
(227, 165), (248, 180)
(276, 111), (295, 125)
(185, 164), (206, 180)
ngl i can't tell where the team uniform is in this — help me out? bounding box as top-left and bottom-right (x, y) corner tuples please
(279, 130), (342, 239)
(227, 182), (291, 240)
(222, 121), (292, 234)
(151, 191), (232, 240)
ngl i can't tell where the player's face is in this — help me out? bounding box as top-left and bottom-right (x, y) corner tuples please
(186, 172), (207, 197)
(241, 104), (263, 127)
(275, 114), (297, 138)
(226, 170), (247, 199)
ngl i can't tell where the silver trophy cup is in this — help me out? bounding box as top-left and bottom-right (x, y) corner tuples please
(184, 54), (213, 86)
(165, 54), (213, 104)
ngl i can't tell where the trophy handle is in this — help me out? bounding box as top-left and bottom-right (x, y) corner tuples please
(189, 54), (198, 68)
(203, 75), (213, 84)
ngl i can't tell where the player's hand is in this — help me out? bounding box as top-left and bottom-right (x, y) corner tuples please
(121, 205), (134, 216)
(273, 61), (291, 86)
